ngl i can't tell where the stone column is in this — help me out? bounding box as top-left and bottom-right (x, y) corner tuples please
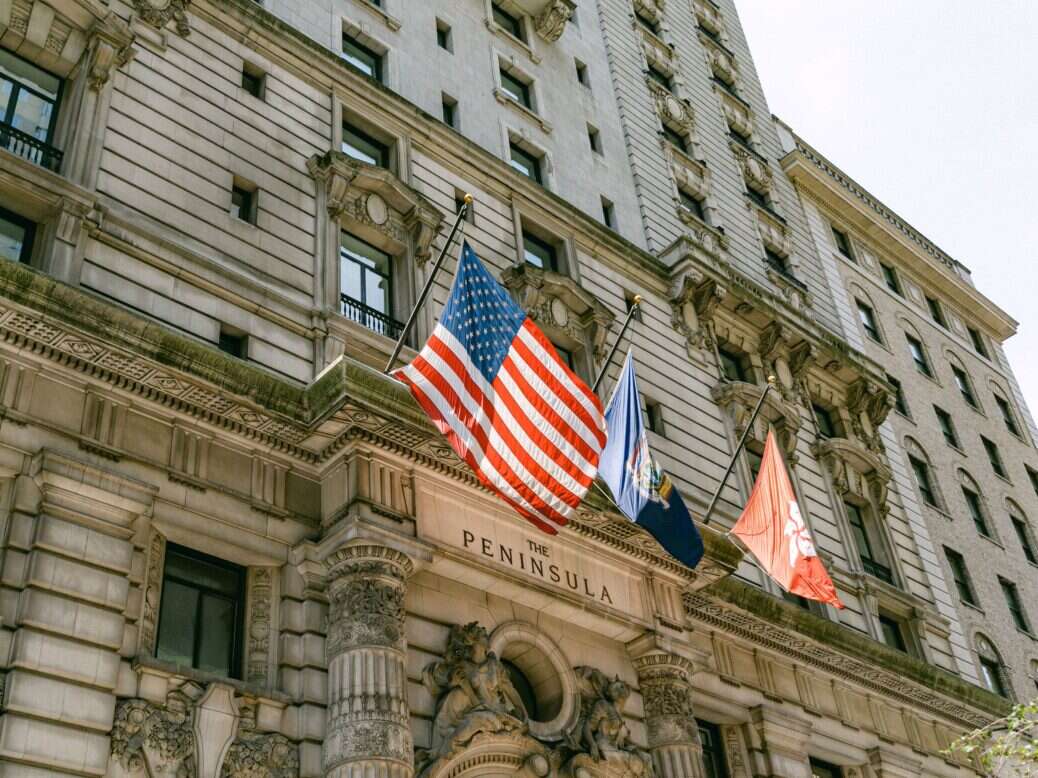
(323, 543), (414, 778)
(633, 653), (708, 778)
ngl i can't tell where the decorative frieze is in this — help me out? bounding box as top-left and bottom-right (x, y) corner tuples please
(754, 207), (792, 258)
(324, 543), (414, 777)
(169, 423), (211, 489)
(79, 387), (127, 459)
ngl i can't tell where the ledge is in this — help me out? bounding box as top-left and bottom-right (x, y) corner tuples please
(703, 576), (1011, 721)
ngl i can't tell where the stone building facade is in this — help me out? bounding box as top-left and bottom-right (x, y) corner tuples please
(0, 0), (1030, 777)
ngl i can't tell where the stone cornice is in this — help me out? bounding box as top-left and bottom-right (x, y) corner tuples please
(780, 136), (1016, 341)
(687, 578), (1010, 729)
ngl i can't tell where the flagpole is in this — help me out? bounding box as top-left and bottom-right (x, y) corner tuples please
(384, 194), (472, 373)
(701, 375), (776, 526)
(591, 295), (642, 394)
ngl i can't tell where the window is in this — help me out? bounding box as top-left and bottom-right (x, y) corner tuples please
(878, 614), (908, 653)
(492, 3), (525, 41)
(764, 248), (791, 277)
(1028, 466), (1038, 497)
(746, 188), (771, 211)
(499, 68), (533, 109)
(945, 548), (977, 606)
(342, 33), (383, 82)
(962, 487), (990, 537)
(0, 49), (62, 170)
(663, 124), (689, 154)
(1011, 516), (1037, 565)
(241, 63), (265, 99)
(436, 18), (453, 51)
(1000, 578), (1031, 632)
(951, 365), (977, 407)
(587, 124), (602, 154)
(509, 142), (542, 184)
(218, 328), (246, 359)
(994, 394), (1021, 437)
(600, 196), (616, 229)
(880, 263), (902, 296)
(230, 182), (257, 224)
(343, 122), (390, 168)
(647, 63), (673, 92)
(635, 7), (661, 35)
(909, 455), (938, 507)
(679, 189), (706, 221)
(967, 326), (989, 358)
(441, 93), (458, 128)
(856, 301), (882, 342)
(830, 225), (854, 260)
(809, 758), (843, 778)
(887, 374), (909, 416)
(645, 400), (665, 435)
(522, 230), (558, 272)
(981, 436), (1007, 478)
(155, 543), (245, 678)
(812, 404), (837, 439)
(0, 206), (35, 264)
(698, 720), (730, 778)
(977, 637), (1008, 697)
(718, 347), (748, 383)
(340, 232), (399, 337)
(905, 334), (932, 377)
(554, 344), (576, 371)
(925, 295), (946, 328)
(575, 58), (590, 87)
(934, 406), (959, 448)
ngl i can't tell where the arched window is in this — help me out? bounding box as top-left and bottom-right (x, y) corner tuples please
(905, 437), (941, 510)
(976, 635), (1010, 698)
(958, 470), (993, 539)
(1007, 500), (1037, 565)
(943, 350), (979, 410)
(851, 286), (884, 344)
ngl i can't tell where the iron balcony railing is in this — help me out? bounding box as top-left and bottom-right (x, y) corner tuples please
(0, 122), (63, 172)
(341, 294), (404, 340)
(862, 557), (895, 586)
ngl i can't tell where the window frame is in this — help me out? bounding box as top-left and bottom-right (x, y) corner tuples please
(155, 543), (247, 680)
(342, 121), (391, 168)
(230, 182), (258, 225)
(0, 205), (36, 265)
(0, 48), (63, 148)
(880, 262), (902, 296)
(1011, 516), (1037, 565)
(499, 67), (533, 110)
(340, 230), (395, 331)
(994, 394), (1022, 437)
(342, 33), (384, 82)
(878, 613), (909, 654)
(951, 364), (978, 408)
(717, 346), (749, 383)
(925, 294), (947, 328)
(830, 224), (854, 260)
(967, 325), (989, 358)
(933, 405), (960, 449)
(905, 334), (932, 377)
(944, 547), (978, 606)
(856, 300), (882, 343)
(509, 141), (543, 184)
(999, 577), (1031, 633)
(909, 454), (938, 507)
(962, 485), (991, 537)
(887, 374), (909, 417)
(435, 18), (453, 51)
(521, 229), (559, 272)
(491, 3), (525, 42)
(981, 436), (1007, 479)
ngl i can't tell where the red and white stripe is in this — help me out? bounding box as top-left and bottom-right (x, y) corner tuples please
(395, 319), (606, 534)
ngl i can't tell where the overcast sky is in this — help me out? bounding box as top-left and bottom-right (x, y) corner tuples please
(737, 1), (1038, 410)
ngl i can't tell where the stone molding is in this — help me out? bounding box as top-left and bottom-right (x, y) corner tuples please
(812, 436), (892, 516)
(692, 0), (724, 35)
(500, 262), (615, 363)
(668, 268), (726, 352)
(711, 379), (801, 459)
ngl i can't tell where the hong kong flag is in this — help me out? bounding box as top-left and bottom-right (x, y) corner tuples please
(732, 431), (844, 608)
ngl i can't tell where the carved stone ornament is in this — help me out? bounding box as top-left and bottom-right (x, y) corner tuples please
(692, 0), (724, 35)
(711, 380), (801, 460)
(132, 0), (192, 36)
(563, 667), (655, 778)
(306, 151), (445, 265)
(846, 377), (894, 454)
(814, 436), (892, 516)
(718, 91), (753, 138)
(417, 622), (533, 775)
(650, 83), (695, 134)
(668, 268), (727, 352)
(221, 701), (299, 778)
(246, 567), (275, 686)
(138, 531), (166, 656)
(87, 15), (136, 90)
(731, 144), (772, 194)
(704, 42), (737, 86)
(500, 263), (615, 363)
(112, 686), (199, 777)
(670, 154), (709, 201)
(533, 0), (576, 43)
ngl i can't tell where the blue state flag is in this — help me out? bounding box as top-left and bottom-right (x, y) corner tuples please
(599, 351), (704, 569)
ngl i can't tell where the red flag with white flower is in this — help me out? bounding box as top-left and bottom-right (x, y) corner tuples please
(732, 431), (844, 608)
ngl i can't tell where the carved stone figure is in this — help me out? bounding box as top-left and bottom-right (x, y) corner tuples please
(111, 688), (197, 777)
(534, 0), (575, 42)
(419, 622), (530, 771)
(565, 667), (654, 777)
(132, 0), (192, 36)
(221, 702), (299, 778)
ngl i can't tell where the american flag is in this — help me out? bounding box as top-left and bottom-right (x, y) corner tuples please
(393, 242), (606, 534)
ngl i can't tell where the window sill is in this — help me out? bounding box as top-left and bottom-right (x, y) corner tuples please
(351, 0), (402, 31)
(136, 655), (291, 702)
(992, 472), (1013, 486)
(1016, 628), (1037, 642)
(486, 20), (540, 63)
(977, 532), (1004, 551)
(960, 600), (985, 616)
(493, 88), (553, 133)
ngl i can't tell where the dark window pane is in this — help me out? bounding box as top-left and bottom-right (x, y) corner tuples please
(831, 226), (853, 259)
(341, 232), (392, 317)
(906, 335), (931, 376)
(492, 4), (524, 40)
(995, 395), (1021, 436)
(982, 437), (1006, 478)
(1012, 518), (1037, 564)
(963, 487), (990, 536)
(679, 189), (705, 220)
(845, 502), (874, 561)
(647, 64), (672, 91)
(887, 375), (909, 416)
(343, 124), (389, 168)
(155, 579), (199, 666)
(952, 366), (977, 407)
(509, 144), (542, 183)
(342, 36), (382, 81)
(909, 456), (937, 506)
(934, 406), (958, 448)
(879, 615), (907, 653)
(500, 69), (532, 108)
(881, 263), (902, 295)
(857, 302), (881, 342)
(813, 405), (836, 439)
(980, 657), (1006, 696)
(945, 548), (977, 605)
(698, 720), (730, 778)
(968, 326), (989, 358)
(522, 232), (558, 271)
(0, 208), (32, 264)
(925, 295), (946, 327)
(198, 594), (237, 676)
(810, 758), (843, 778)
(718, 348), (747, 383)
(663, 125), (688, 152)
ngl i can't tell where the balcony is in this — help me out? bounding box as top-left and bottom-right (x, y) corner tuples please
(341, 294), (403, 340)
(0, 122), (63, 172)
(862, 557), (895, 586)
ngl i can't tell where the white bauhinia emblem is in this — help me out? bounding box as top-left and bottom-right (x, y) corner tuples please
(783, 500), (817, 567)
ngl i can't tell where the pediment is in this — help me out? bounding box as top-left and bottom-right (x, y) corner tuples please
(500, 263), (615, 360)
(307, 151), (444, 263)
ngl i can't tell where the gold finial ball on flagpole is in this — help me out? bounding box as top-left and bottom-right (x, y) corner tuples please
(633, 294), (643, 306)
(767, 375), (777, 384)
(463, 193), (474, 205)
